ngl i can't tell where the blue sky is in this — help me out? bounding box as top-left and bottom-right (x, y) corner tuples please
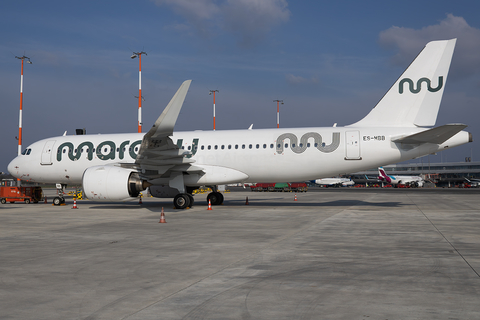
(1, 0), (480, 172)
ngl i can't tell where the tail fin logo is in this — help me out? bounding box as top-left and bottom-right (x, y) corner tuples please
(399, 76), (443, 94)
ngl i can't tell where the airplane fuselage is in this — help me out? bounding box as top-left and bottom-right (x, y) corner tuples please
(8, 126), (470, 186)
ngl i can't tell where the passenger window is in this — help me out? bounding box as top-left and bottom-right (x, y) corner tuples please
(242, 144), (245, 149)
(214, 145), (218, 150)
(277, 144), (281, 148)
(285, 144), (288, 148)
(314, 143), (318, 147)
(256, 144), (260, 149)
(208, 145), (211, 150)
(249, 144), (252, 149)
(228, 145), (232, 149)
(188, 146), (191, 150)
(307, 143), (310, 147)
(270, 144), (274, 149)
(235, 145), (238, 149)
(263, 144), (266, 149)
(201, 146), (205, 150)
(292, 144), (295, 148)
(135, 147), (139, 152)
(221, 145), (225, 150)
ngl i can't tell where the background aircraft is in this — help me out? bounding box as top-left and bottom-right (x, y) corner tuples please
(314, 178), (355, 187)
(377, 167), (424, 187)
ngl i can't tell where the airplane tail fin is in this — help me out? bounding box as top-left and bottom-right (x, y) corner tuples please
(349, 39), (456, 127)
(378, 167), (391, 183)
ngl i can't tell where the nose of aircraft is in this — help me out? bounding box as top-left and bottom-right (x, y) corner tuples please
(7, 156), (21, 178)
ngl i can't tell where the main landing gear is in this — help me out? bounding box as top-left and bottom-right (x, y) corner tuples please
(172, 187), (224, 209)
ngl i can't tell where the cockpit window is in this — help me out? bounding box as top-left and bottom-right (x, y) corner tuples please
(22, 148), (32, 155)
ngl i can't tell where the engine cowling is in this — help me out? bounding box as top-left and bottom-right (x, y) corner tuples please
(82, 166), (148, 200)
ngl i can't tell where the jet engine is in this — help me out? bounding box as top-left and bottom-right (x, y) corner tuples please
(82, 166), (149, 200)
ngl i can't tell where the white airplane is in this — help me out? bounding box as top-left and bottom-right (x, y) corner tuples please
(8, 39), (472, 208)
(464, 178), (480, 188)
(377, 167), (424, 187)
(314, 178), (355, 187)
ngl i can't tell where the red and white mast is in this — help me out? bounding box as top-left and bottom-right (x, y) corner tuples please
(131, 51), (146, 133)
(209, 90), (219, 131)
(273, 99), (283, 128)
(16, 55), (32, 155)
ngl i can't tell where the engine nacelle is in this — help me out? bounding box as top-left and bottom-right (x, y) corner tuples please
(82, 166), (148, 200)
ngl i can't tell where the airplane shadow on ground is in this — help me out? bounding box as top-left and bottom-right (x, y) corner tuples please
(225, 198), (404, 208)
(83, 198), (405, 211)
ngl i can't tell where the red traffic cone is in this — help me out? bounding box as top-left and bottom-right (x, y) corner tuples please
(139, 196), (143, 204)
(72, 198), (78, 209)
(207, 199), (212, 210)
(159, 207), (167, 223)
(44, 196), (47, 204)
(294, 193), (298, 201)
(245, 196), (249, 205)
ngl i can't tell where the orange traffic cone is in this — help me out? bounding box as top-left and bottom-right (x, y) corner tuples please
(159, 207), (167, 223)
(139, 196), (143, 204)
(72, 198), (78, 209)
(207, 199), (212, 210)
(245, 196), (249, 205)
(294, 193), (298, 201)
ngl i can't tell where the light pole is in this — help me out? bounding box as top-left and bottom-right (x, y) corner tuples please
(273, 100), (284, 128)
(15, 55), (32, 156)
(209, 90), (219, 130)
(131, 51), (147, 133)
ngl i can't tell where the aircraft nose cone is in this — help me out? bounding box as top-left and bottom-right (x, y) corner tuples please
(7, 157), (20, 178)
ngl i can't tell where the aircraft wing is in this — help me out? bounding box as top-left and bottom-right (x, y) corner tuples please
(392, 124), (467, 145)
(134, 80), (203, 178)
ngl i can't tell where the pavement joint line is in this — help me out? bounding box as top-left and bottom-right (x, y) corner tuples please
(407, 193), (480, 279)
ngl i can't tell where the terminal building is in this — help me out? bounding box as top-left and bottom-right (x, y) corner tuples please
(350, 161), (480, 187)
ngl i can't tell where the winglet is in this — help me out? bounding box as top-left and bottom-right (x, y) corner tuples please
(146, 80), (192, 139)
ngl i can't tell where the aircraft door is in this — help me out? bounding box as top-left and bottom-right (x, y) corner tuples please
(41, 140), (56, 165)
(345, 131), (361, 160)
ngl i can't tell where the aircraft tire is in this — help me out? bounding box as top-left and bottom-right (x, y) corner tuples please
(207, 192), (224, 205)
(53, 197), (63, 206)
(187, 194), (194, 207)
(174, 194), (190, 209)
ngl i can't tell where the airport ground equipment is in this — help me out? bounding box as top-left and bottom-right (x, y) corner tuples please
(0, 180), (42, 204)
(250, 182), (308, 192)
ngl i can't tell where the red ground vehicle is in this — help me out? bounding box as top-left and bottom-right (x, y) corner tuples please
(0, 180), (43, 204)
(250, 182), (308, 192)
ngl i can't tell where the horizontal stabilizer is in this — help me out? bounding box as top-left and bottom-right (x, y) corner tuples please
(392, 124), (467, 144)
